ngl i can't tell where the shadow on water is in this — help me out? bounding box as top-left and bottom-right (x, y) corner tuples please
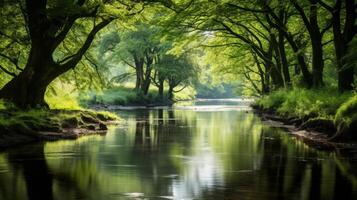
(6, 143), (53, 200)
(0, 100), (357, 199)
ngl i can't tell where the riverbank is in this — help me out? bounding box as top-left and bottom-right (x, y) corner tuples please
(252, 88), (357, 148)
(0, 109), (119, 149)
(253, 107), (357, 151)
(79, 86), (193, 107)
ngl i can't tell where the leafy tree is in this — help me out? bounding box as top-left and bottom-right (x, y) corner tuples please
(0, 0), (150, 107)
(318, 0), (357, 91)
(154, 54), (197, 100)
(112, 23), (163, 95)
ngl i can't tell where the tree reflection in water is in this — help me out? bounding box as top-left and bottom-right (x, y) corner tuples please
(6, 143), (53, 200)
(0, 106), (357, 200)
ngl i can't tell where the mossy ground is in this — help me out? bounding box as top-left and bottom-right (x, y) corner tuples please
(0, 107), (120, 148)
(334, 95), (357, 138)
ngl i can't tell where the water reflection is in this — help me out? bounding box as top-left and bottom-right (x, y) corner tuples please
(3, 143), (53, 200)
(0, 102), (357, 199)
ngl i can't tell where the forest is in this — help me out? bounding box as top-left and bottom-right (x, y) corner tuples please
(0, 0), (356, 143)
(1, 1), (357, 200)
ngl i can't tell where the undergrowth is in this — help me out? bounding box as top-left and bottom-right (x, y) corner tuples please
(256, 88), (353, 119)
(79, 86), (194, 106)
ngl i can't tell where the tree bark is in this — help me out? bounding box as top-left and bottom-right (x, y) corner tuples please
(270, 33), (285, 88)
(328, 0), (356, 92)
(290, 0), (325, 87)
(262, 6), (313, 87)
(0, 42), (60, 107)
(309, 0), (324, 87)
(278, 30), (291, 86)
(133, 53), (144, 92)
(141, 51), (154, 95)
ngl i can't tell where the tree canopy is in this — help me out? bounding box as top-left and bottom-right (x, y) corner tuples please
(0, 0), (356, 107)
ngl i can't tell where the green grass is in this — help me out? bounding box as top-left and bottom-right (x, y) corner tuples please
(0, 108), (119, 132)
(80, 86), (195, 106)
(256, 88), (354, 119)
(335, 95), (357, 131)
(0, 99), (16, 110)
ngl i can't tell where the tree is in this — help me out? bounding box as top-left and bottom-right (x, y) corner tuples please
(318, 0), (356, 92)
(0, 0), (146, 108)
(288, 0), (329, 87)
(114, 23), (162, 95)
(154, 54), (197, 100)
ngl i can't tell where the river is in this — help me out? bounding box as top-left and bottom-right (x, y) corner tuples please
(0, 99), (356, 200)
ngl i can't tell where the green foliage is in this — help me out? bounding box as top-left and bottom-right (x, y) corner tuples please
(99, 32), (120, 55)
(155, 55), (198, 87)
(0, 100), (5, 110)
(0, 108), (119, 134)
(81, 87), (158, 105)
(173, 86), (196, 100)
(257, 88), (353, 119)
(195, 83), (239, 98)
(80, 85), (195, 106)
(45, 81), (82, 110)
(0, 99), (16, 110)
(46, 94), (82, 110)
(0, 109), (49, 128)
(90, 87), (141, 105)
(0, 99), (6, 110)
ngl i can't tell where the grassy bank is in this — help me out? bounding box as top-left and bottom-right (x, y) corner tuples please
(254, 88), (356, 140)
(79, 86), (195, 107)
(0, 100), (119, 148)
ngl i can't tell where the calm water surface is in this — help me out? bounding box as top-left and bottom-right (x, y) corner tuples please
(1, 99), (357, 200)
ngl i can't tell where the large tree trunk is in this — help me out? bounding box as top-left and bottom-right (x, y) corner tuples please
(309, 0), (324, 87)
(333, 29), (353, 92)
(290, 0), (324, 87)
(266, 42), (284, 89)
(251, 51), (269, 94)
(330, 0), (355, 92)
(0, 43), (59, 107)
(133, 53), (144, 92)
(141, 52), (154, 95)
(270, 34), (285, 88)
(0, 71), (50, 108)
(263, 1), (313, 87)
(311, 36), (324, 87)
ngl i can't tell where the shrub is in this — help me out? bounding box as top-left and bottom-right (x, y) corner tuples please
(256, 88), (353, 119)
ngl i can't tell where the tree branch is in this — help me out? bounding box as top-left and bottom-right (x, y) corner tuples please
(60, 18), (113, 70)
(0, 64), (17, 77)
(225, 2), (267, 13)
(173, 85), (187, 93)
(0, 53), (23, 71)
(289, 0), (312, 32)
(317, 0), (334, 12)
